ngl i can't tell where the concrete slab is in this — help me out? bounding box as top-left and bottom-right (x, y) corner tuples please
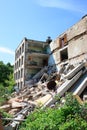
(57, 70), (82, 97)
(64, 63), (84, 80)
(73, 77), (87, 96)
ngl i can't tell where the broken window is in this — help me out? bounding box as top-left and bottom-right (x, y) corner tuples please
(59, 34), (67, 48)
(21, 68), (23, 78)
(17, 61), (18, 68)
(60, 47), (68, 61)
(22, 43), (24, 53)
(43, 59), (48, 66)
(18, 71), (20, 79)
(19, 59), (21, 67)
(18, 82), (19, 88)
(20, 47), (21, 55)
(16, 72), (17, 80)
(21, 56), (24, 65)
(21, 82), (23, 88)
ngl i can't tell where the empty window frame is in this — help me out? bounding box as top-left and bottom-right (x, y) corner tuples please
(18, 71), (20, 79)
(22, 43), (24, 53)
(20, 47), (21, 55)
(21, 56), (24, 65)
(17, 61), (19, 68)
(19, 59), (21, 67)
(60, 47), (68, 61)
(59, 34), (67, 48)
(21, 68), (23, 78)
(21, 82), (23, 88)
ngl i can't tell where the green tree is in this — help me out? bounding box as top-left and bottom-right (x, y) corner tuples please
(5, 73), (15, 94)
(0, 61), (15, 105)
(0, 61), (14, 86)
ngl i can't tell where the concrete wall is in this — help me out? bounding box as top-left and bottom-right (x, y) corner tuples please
(50, 39), (60, 52)
(49, 16), (87, 67)
(68, 34), (87, 59)
(61, 17), (87, 42)
(14, 38), (26, 89)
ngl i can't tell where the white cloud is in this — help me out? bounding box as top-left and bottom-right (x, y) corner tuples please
(36, 0), (86, 13)
(0, 47), (14, 55)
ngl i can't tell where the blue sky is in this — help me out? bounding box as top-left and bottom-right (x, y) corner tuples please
(0, 0), (87, 64)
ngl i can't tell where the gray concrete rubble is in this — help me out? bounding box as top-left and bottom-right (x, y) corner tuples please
(64, 63), (84, 80)
(73, 77), (87, 96)
(0, 61), (87, 130)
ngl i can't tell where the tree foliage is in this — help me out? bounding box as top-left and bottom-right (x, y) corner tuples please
(0, 61), (13, 86)
(0, 61), (15, 105)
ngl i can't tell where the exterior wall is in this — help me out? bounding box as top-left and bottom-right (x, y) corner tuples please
(49, 16), (87, 68)
(14, 38), (25, 89)
(50, 39), (60, 52)
(68, 34), (87, 59)
(14, 38), (49, 88)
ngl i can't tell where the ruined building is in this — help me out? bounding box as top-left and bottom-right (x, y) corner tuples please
(49, 15), (87, 68)
(14, 38), (49, 89)
(14, 15), (87, 89)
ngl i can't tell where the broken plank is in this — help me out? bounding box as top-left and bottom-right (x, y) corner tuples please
(11, 101), (28, 108)
(0, 104), (11, 112)
(35, 93), (53, 106)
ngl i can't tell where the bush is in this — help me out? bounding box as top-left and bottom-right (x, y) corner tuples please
(0, 109), (13, 125)
(19, 94), (87, 130)
(0, 84), (7, 105)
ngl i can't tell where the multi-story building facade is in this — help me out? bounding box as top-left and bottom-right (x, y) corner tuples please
(14, 38), (49, 89)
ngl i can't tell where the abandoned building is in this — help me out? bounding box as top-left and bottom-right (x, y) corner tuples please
(1, 15), (87, 129)
(49, 15), (87, 69)
(14, 15), (87, 89)
(14, 38), (49, 89)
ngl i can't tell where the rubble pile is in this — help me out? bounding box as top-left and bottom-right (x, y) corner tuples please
(0, 61), (87, 130)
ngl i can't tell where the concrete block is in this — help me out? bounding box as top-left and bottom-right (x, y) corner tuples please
(57, 70), (82, 97)
(64, 63), (84, 80)
(73, 77), (87, 96)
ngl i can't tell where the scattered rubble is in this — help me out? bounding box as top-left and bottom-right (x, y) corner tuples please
(0, 61), (87, 130)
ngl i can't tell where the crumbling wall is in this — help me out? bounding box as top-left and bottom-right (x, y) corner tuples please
(49, 16), (87, 67)
(59, 17), (87, 42)
(68, 34), (87, 59)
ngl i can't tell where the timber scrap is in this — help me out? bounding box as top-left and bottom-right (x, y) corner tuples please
(1, 61), (87, 130)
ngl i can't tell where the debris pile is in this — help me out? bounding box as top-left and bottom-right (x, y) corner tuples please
(0, 61), (87, 130)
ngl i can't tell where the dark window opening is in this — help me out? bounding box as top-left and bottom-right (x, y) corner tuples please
(43, 59), (48, 66)
(61, 38), (65, 48)
(60, 48), (68, 61)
